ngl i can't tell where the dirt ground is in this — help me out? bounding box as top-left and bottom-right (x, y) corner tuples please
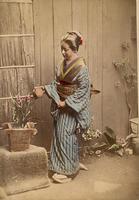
(8, 153), (139, 200)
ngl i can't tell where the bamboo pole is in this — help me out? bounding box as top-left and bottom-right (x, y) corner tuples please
(0, 0), (32, 3)
(0, 95), (34, 100)
(0, 65), (35, 69)
(0, 34), (34, 38)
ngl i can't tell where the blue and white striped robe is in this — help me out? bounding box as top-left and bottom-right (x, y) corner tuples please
(45, 59), (90, 176)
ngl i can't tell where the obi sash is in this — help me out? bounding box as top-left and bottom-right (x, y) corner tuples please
(56, 57), (86, 99)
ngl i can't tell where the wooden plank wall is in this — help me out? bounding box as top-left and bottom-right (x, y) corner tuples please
(0, 0), (137, 149)
(33, 0), (137, 149)
(102, 0), (137, 137)
(33, 0), (54, 147)
(88, 0), (103, 129)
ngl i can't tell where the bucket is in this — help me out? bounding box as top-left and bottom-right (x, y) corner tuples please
(132, 138), (139, 155)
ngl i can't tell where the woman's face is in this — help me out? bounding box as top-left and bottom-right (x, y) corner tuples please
(61, 41), (74, 61)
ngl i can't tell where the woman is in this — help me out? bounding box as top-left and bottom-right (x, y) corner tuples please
(34, 31), (91, 183)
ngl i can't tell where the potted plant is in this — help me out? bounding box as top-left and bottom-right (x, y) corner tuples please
(3, 95), (37, 152)
(80, 118), (108, 157)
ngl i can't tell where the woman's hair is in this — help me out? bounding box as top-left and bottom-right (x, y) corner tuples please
(61, 31), (83, 52)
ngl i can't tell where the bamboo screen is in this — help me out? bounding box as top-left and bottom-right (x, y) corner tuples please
(0, 0), (35, 122)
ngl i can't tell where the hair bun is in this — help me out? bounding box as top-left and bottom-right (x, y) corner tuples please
(71, 31), (83, 45)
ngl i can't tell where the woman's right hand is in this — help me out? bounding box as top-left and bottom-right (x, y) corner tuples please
(57, 100), (66, 108)
(33, 86), (45, 98)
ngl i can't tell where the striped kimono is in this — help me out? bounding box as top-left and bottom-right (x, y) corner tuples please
(45, 57), (90, 176)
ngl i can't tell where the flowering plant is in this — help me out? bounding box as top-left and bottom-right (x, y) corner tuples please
(80, 118), (107, 157)
(11, 94), (34, 128)
(82, 117), (102, 142)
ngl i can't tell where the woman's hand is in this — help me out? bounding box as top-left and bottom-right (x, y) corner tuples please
(33, 86), (45, 98)
(57, 100), (66, 108)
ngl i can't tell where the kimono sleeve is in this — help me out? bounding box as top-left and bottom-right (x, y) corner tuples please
(65, 66), (90, 113)
(44, 80), (60, 104)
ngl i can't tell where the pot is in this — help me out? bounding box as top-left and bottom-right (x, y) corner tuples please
(4, 122), (37, 152)
(132, 137), (139, 155)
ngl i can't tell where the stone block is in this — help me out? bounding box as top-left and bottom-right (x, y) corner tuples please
(0, 145), (50, 195)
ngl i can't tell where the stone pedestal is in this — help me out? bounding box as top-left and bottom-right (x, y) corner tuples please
(0, 145), (50, 195)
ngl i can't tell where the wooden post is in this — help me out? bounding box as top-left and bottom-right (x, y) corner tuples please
(136, 0), (139, 116)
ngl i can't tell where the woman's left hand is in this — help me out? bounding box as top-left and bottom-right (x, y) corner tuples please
(57, 100), (66, 108)
(33, 86), (45, 98)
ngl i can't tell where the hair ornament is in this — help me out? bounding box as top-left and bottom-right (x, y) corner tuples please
(80, 36), (83, 45)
